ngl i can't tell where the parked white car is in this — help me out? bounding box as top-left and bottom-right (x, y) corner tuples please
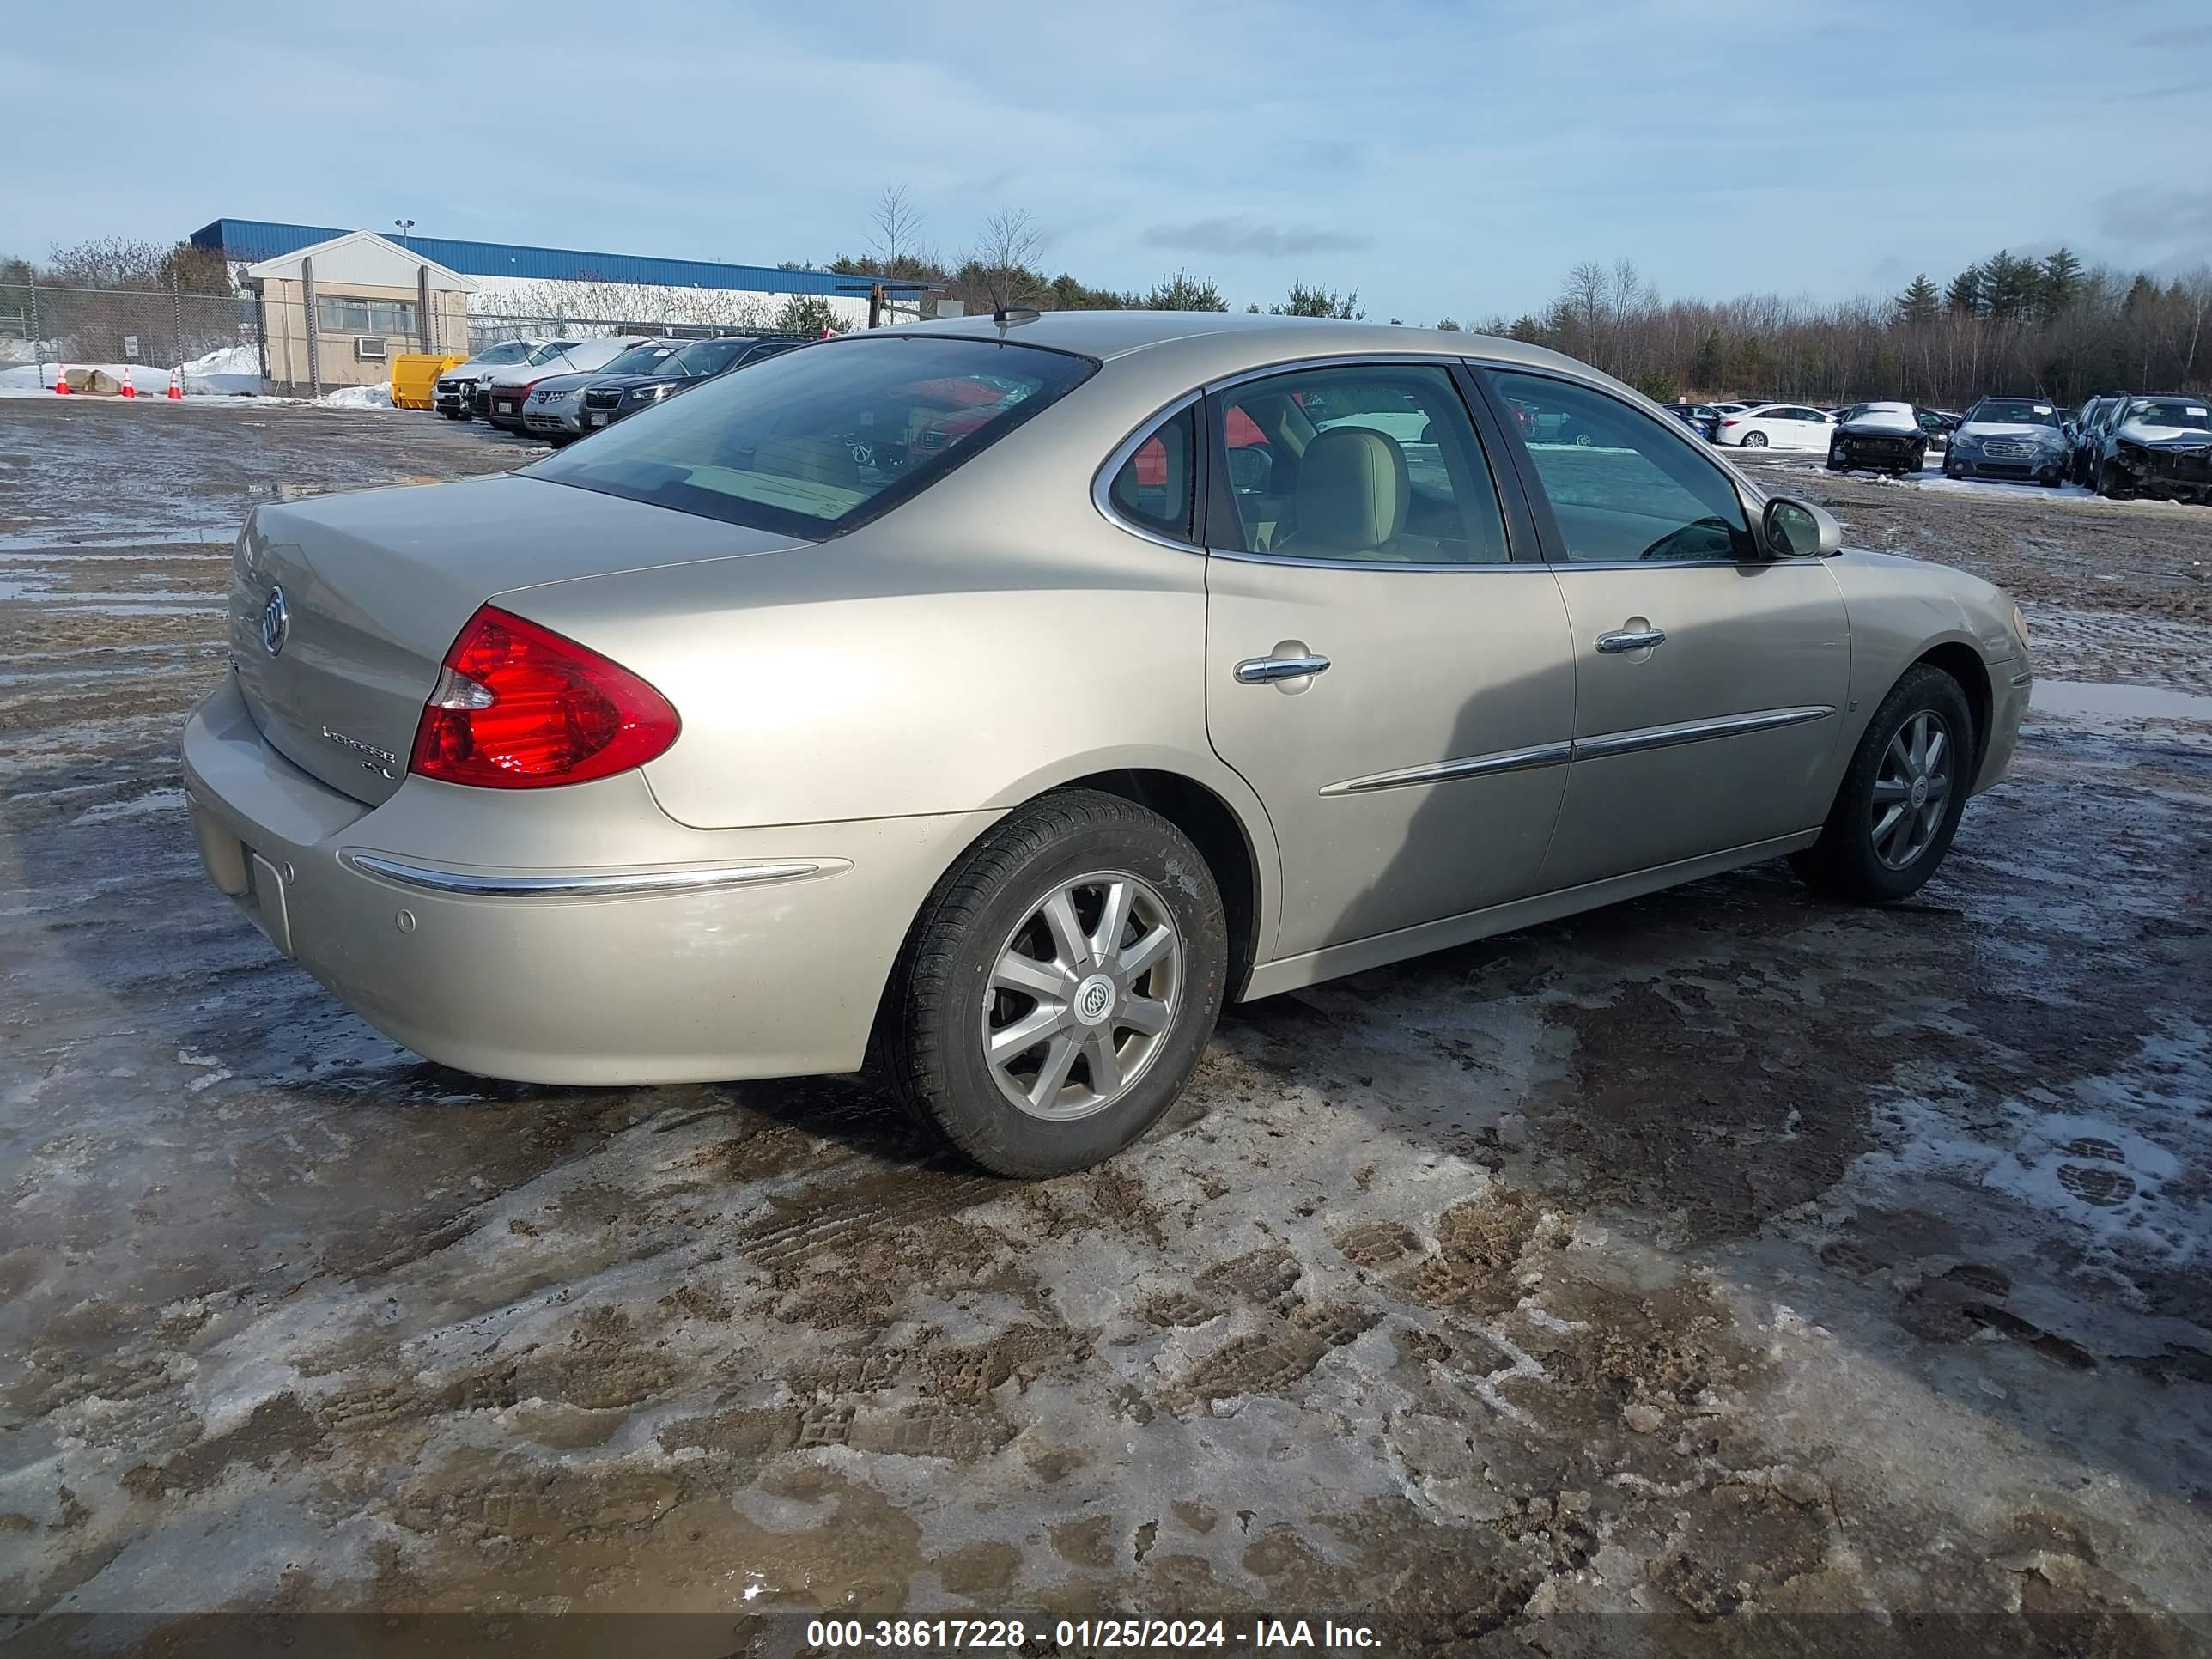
(482, 337), (651, 429)
(1713, 404), (1835, 450)
(433, 340), (550, 420)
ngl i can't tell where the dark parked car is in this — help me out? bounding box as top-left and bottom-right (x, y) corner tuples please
(1828, 402), (1928, 475)
(2069, 397), (2123, 485)
(572, 333), (813, 434)
(1661, 402), (1723, 441)
(2087, 394), (2212, 501)
(521, 340), (687, 443)
(1943, 397), (2069, 485)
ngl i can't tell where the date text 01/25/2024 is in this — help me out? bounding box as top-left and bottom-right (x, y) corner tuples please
(803, 1618), (1382, 1650)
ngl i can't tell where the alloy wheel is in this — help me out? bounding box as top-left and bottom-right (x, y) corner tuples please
(1870, 709), (1953, 869)
(981, 871), (1182, 1121)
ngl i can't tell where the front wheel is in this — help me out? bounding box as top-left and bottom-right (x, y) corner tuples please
(1740, 431), (1769, 448)
(2096, 460), (2130, 500)
(1790, 665), (1975, 904)
(874, 790), (1229, 1177)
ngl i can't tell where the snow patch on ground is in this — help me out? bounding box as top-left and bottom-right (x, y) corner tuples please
(70, 787), (188, 826)
(316, 384), (394, 410)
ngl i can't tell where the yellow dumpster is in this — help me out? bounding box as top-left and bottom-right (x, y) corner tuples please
(392, 353), (466, 411)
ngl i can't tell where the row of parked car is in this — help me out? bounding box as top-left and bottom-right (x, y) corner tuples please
(1652, 390), (2210, 501)
(432, 331), (811, 441)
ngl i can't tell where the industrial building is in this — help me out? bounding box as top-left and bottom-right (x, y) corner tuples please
(192, 219), (915, 394)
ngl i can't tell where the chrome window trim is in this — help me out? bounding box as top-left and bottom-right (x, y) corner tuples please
(1207, 547), (1534, 575)
(1201, 349), (1480, 397)
(1571, 704), (1836, 762)
(1322, 741), (1574, 796)
(340, 851), (828, 898)
(1091, 392), (1204, 552)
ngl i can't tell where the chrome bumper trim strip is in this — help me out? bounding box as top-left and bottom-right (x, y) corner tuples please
(340, 852), (823, 897)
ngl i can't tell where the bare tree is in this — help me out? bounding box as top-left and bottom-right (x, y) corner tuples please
(1561, 262), (1608, 363)
(866, 183), (933, 276)
(970, 210), (1044, 310)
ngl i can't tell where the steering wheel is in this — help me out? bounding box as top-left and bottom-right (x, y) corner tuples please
(1638, 515), (1739, 562)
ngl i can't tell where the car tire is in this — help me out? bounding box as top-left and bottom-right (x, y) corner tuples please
(1740, 431), (1769, 448)
(1790, 665), (1975, 905)
(1826, 446), (1846, 472)
(2096, 460), (2129, 500)
(440, 410), (466, 421)
(873, 789), (1229, 1178)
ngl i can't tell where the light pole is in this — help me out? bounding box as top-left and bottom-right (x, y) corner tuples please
(393, 219), (416, 244)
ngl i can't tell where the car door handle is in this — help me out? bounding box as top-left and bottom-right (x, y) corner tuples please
(1595, 628), (1667, 654)
(1235, 652), (1331, 684)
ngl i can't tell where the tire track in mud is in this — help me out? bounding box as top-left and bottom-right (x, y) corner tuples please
(7, 402), (2212, 1640)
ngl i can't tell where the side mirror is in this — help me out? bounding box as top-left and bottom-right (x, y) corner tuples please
(1763, 495), (1842, 558)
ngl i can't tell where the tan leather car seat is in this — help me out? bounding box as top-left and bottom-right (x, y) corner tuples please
(1273, 427), (1436, 560)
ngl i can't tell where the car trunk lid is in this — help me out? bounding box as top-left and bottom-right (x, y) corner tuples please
(228, 474), (805, 805)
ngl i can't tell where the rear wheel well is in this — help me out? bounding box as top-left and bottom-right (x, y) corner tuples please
(1061, 769), (1261, 999)
(1913, 642), (1991, 777)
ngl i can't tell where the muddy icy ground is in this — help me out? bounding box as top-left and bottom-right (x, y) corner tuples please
(3, 399), (2209, 1653)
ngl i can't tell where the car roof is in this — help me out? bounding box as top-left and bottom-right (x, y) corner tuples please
(866, 309), (1589, 376)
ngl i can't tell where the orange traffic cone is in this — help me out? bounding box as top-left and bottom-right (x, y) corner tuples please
(167, 366), (184, 400)
(53, 362), (70, 395)
(118, 367), (137, 398)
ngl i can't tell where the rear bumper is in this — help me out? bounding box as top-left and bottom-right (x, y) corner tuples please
(180, 675), (994, 1085)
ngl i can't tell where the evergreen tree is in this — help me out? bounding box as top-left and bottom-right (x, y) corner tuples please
(1895, 274), (1941, 327)
(2039, 247), (2083, 315)
(1983, 251), (2040, 320)
(1691, 329), (1726, 388)
(1945, 264), (1984, 316)
(1269, 283), (1362, 319)
(1132, 270), (1226, 311)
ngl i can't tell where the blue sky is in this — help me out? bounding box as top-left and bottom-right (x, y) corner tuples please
(5, 0), (2208, 321)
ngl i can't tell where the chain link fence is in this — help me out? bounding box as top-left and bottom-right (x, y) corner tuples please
(0, 276), (828, 397)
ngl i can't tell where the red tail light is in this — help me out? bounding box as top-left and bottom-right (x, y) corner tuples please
(410, 605), (679, 788)
(1721, 417), (1741, 428)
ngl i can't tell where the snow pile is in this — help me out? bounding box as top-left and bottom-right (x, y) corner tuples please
(179, 345), (262, 397)
(319, 383), (393, 410)
(0, 362), (177, 398)
(0, 350), (264, 398)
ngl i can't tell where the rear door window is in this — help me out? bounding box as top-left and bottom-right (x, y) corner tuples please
(531, 337), (1096, 538)
(1206, 364), (1510, 564)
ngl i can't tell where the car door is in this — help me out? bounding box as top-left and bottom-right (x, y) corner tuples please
(1473, 368), (1850, 890)
(1197, 361), (1577, 961)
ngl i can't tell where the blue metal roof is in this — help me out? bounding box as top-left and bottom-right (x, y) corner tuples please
(190, 218), (924, 296)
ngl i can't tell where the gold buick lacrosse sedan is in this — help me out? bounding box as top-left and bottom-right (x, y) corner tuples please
(185, 312), (2031, 1176)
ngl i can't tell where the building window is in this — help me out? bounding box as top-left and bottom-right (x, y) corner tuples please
(316, 296), (418, 335)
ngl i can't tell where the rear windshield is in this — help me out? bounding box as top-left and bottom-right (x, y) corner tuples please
(531, 335), (1096, 538)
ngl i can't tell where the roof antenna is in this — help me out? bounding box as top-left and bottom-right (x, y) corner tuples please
(993, 305), (1041, 326)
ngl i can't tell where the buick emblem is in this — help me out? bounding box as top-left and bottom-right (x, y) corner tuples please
(1073, 973), (1117, 1028)
(260, 586), (290, 658)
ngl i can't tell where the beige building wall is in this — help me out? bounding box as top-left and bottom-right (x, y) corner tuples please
(258, 276), (472, 395)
